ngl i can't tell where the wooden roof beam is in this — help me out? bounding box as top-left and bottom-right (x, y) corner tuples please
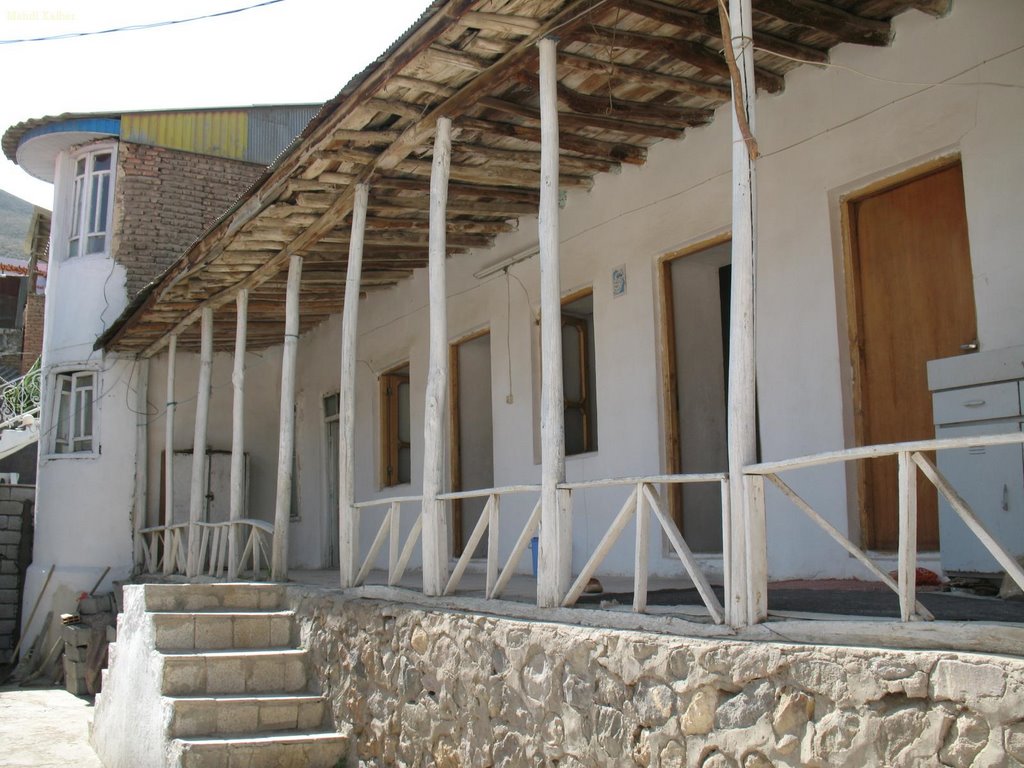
(462, 11), (541, 36)
(479, 96), (684, 141)
(369, 193), (537, 216)
(569, 26), (785, 93)
(614, 0), (829, 64)
(453, 141), (619, 175)
(457, 116), (647, 165)
(752, 0), (891, 47)
(557, 52), (730, 102)
(554, 82), (714, 126)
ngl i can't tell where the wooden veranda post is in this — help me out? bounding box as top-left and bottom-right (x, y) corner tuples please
(187, 307), (214, 577)
(228, 289), (248, 579)
(339, 183), (369, 589)
(725, 0), (764, 626)
(163, 335), (177, 575)
(537, 36), (570, 608)
(421, 118), (452, 597)
(132, 359), (149, 570)
(271, 254), (303, 581)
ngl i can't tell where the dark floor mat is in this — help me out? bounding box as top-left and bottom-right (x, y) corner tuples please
(577, 586), (1024, 622)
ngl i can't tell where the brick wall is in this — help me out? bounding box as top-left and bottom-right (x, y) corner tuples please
(112, 143), (264, 300)
(20, 292), (43, 374)
(0, 486), (33, 662)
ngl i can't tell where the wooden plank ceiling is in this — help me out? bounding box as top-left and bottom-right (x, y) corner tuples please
(102, 0), (948, 355)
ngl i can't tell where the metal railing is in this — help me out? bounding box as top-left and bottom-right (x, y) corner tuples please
(0, 359), (41, 431)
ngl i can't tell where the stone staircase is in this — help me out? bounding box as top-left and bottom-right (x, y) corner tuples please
(92, 583), (349, 768)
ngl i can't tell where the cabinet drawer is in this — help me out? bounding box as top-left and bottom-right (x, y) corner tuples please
(932, 381), (1021, 425)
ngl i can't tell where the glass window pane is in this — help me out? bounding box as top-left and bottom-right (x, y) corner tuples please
(89, 174), (101, 233)
(75, 158), (86, 176)
(76, 374), (93, 388)
(93, 153), (111, 172)
(397, 446), (411, 485)
(86, 235), (106, 254)
(80, 389), (93, 439)
(324, 393), (339, 418)
(397, 381), (410, 443)
(561, 325), (583, 402)
(55, 387), (70, 449)
(565, 407), (586, 456)
(70, 177), (83, 238)
(95, 174), (110, 234)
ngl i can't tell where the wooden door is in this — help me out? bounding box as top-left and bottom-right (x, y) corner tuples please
(449, 331), (494, 556)
(848, 162), (976, 550)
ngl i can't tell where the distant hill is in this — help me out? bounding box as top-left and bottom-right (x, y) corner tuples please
(0, 189), (37, 262)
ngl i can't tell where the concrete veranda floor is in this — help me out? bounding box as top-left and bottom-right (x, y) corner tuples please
(0, 684), (102, 767)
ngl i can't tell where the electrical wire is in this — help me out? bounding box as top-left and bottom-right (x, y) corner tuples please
(0, 0), (286, 46)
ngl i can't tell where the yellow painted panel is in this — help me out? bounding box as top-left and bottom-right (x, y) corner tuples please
(120, 111), (248, 160)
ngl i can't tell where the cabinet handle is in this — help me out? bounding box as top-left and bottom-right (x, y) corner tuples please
(963, 400), (986, 407)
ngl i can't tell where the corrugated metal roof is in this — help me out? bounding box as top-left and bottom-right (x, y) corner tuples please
(246, 106), (319, 165)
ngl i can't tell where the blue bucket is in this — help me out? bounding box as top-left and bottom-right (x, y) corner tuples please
(529, 536), (539, 576)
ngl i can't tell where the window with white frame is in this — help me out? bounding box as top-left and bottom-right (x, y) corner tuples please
(68, 147), (114, 258)
(52, 371), (96, 454)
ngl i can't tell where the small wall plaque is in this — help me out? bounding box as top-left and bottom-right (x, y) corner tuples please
(611, 266), (626, 297)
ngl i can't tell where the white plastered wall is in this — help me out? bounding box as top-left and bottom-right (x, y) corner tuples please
(138, 0), (1024, 581)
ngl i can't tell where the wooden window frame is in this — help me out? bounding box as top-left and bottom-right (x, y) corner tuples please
(67, 145), (115, 259)
(50, 369), (98, 456)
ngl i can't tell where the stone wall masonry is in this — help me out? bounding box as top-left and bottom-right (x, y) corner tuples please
(286, 589), (1024, 768)
(113, 143), (264, 299)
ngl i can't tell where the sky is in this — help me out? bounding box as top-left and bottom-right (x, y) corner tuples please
(0, 0), (430, 208)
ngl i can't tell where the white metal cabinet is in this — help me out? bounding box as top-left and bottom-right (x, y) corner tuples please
(934, 421), (1023, 573)
(928, 346), (1024, 575)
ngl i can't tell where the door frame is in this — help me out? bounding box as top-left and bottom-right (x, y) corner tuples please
(449, 326), (491, 556)
(840, 154), (965, 549)
(657, 232), (732, 534)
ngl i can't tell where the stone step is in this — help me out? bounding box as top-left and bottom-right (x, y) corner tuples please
(153, 611), (294, 651)
(161, 649), (309, 696)
(144, 583), (285, 613)
(167, 694), (327, 737)
(170, 730), (349, 768)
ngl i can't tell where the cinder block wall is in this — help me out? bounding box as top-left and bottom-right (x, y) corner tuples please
(113, 143), (264, 299)
(0, 486), (33, 662)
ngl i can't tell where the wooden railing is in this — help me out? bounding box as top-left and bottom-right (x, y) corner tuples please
(138, 519), (274, 580)
(352, 494), (425, 588)
(557, 475), (727, 624)
(440, 486), (541, 599)
(744, 432), (1024, 622)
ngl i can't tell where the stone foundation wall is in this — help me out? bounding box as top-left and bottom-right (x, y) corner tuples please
(287, 590), (1024, 768)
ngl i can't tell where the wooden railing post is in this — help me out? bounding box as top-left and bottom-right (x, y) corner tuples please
(187, 307), (214, 577)
(421, 118), (453, 597)
(228, 289), (248, 580)
(897, 451), (918, 621)
(339, 183), (369, 589)
(633, 482), (649, 613)
(537, 35), (570, 608)
(486, 494), (500, 597)
(745, 473), (768, 623)
(163, 335), (177, 574)
(271, 254), (303, 581)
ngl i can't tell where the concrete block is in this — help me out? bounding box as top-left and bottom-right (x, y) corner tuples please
(0, 602), (17, 619)
(246, 657), (285, 693)
(283, 655), (308, 692)
(106, 624), (116, 642)
(269, 615), (291, 647)
(257, 701), (298, 731)
(154, 615), (196, 651)
(0, 589), (17, 604)
(232, 616), (270, 649)
(205, 657), (246, 695)
(177, 743), (228, 768)
(0, 574), (18, 590)
(0, 558), (17, 574)
(63, 623), (92, 646)
(4, 514), (21, 531)
(193, 615), (233, 650)
(162, 657), (208, 696)
(217, 702), (259, 735)
(65, 643), (89, 663)
(0, 530), (19, 544)
(297, 700), (326, 730)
